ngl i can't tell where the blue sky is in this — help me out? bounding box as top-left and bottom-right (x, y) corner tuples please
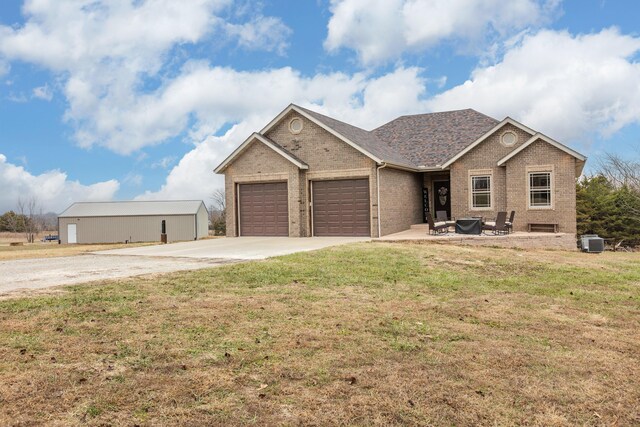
(0, 0), (639, 212)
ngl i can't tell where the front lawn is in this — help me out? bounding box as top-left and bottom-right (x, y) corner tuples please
(1, 242), (638, 425)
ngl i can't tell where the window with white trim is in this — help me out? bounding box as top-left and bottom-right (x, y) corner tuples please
(529, 172), (552, 207)
(471, 175), (491, 209)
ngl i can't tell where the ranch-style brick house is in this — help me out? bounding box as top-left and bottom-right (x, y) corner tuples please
(214, 104), (586, 238)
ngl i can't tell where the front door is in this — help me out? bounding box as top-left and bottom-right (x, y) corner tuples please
(433, 181), (451, 220)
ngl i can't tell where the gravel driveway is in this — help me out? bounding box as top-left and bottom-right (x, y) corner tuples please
(0, 255), (234, 295)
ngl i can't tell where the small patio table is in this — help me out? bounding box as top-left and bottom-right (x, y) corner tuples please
(455, 218), (482, 235)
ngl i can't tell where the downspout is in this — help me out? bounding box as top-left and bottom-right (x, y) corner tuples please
(376, 163), (388, 238)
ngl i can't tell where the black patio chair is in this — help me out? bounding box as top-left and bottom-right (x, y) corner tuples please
(482, 211), (508, 235)
(506, 210), (515, 234)
(426, 212), (449, 235)
(436, 210), (456, 228)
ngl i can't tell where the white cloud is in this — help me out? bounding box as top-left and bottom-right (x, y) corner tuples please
(225, 15), (292, 55)
(32, 84), (53, 101)
(123, 173), (143, 187)
(6, 92), (28, 103)
(0, 60), (9, 77)
(150, 156), (177, 169)
(0, 0), (292, 154)
(0, 154), (119, 213)
(427, 28), (640, 144)
(324, 0), (561, 64)
(137, 66), (430, 201)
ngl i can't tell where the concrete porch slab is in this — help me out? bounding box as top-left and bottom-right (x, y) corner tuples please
(377, 228), (577, 250)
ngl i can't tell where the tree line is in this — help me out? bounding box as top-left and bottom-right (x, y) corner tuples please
(0, 197), (58, 242)
(577, 153), (640, 246)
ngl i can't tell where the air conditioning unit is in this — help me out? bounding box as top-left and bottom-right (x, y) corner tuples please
(581, 235), (604, 253)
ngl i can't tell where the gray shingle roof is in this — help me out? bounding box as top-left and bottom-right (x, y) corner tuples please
(59, 200), (205, 217)
(294, 105), (499, 169)
(372, 109), (500, 167)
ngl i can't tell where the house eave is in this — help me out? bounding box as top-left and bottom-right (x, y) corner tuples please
(213, 132), (309, 173)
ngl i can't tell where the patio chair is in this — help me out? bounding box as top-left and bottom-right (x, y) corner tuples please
(436, 210), (456, 228)
(506, 210), (515, 234)
(426, 212), (449, 235)
(436, 211), (456, 226)
(482, 211), (508, 235)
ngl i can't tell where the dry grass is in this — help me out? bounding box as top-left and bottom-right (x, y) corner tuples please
(0, 242), (639, 426)
(0, 241), (156, 261)
(0, 231), (57, 244)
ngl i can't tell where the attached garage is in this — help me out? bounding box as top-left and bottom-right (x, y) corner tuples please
(312, 179), (370, 236)
(238, 182), (289, 236)
(58, 200), (209, 244)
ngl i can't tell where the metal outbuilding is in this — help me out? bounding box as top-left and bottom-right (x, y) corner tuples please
(58, 200), (209, 244)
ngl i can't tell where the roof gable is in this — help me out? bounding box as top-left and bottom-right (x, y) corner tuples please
(497, 133), (587, 176)
(258, 104), (417, 169)
(214, 132), (309, 173)
(440, 117), (535, 168)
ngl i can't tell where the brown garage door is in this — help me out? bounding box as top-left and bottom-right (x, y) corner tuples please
(238, 182), (288, 236)
(312, 179), (370, 236)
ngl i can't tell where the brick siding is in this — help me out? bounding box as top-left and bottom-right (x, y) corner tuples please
(379, 167), (423, 235)
(505, 140), (577, 233)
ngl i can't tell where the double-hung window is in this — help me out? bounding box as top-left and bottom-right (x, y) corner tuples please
(471, 175), (492, 209)
(529, 172), (552, 207)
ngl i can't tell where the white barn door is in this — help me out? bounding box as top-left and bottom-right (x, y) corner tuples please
(67, 224), (77, 244)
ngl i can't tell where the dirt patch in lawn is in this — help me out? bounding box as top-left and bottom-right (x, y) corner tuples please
(0, 242), (639, 426)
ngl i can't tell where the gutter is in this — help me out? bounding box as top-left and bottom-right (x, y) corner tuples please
(376, 163), (388, 238)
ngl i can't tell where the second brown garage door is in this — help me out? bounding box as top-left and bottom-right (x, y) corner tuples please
(238, 182), (288, 236)
(312, 179), (370, 236)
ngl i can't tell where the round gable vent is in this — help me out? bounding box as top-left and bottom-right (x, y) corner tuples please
(501, 131), (517, 147)
(289, 117), (303, 134)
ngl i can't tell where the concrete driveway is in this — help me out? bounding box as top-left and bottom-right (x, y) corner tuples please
(95, 236), (370, 260)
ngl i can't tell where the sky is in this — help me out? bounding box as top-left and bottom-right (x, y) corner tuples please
(0, 0), (639, 213)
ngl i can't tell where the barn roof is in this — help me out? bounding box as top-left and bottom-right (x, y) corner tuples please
(58, 200), (205, 217)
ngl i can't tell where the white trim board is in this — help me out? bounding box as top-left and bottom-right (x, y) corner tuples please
(214, 132), (308, 173)
(440, 117), (536, 169)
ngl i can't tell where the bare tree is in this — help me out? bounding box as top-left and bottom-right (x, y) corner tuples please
(211, 188), (226, 217)
(598, 152), (640, 216)
(17, 196), (42, 243)
(210, 188), (226, 235)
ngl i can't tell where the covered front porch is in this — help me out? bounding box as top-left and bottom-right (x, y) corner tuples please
(422, 171), (453, 222)
(377, 223), (577, 250)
